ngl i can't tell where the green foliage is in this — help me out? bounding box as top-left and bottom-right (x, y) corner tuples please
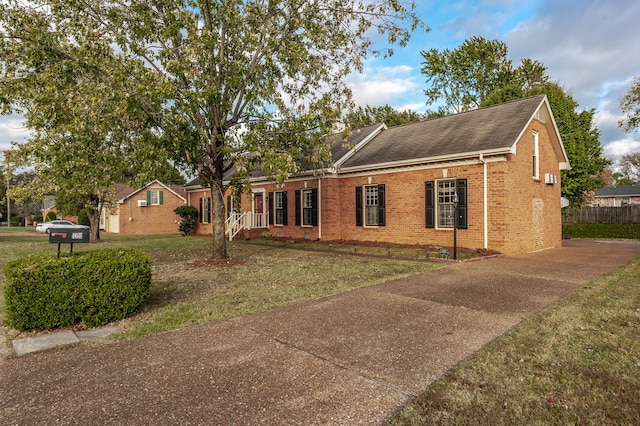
(77, 209), (89, 226)
(619, 76), (640, 133)
(174, 205), (198, 236)
(344, 105), (426, 128)
(527, 83), (609, 204)
(562, 223), (640, 239)
(423, 36), (608, 205)
(45, 211), (56, 221)
(0, 0), (424, 259)
(4, 248), (151, 330)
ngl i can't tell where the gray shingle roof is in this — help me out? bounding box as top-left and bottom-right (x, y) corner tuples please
(595, 185), (640, 197)
(339, 95), (546, 169)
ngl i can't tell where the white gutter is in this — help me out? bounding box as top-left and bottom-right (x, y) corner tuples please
(479, 154), (488, 250)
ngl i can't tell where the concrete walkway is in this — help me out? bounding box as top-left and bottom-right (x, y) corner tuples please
(1, 239), (639, 425)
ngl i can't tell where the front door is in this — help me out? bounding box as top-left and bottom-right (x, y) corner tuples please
(254, 193), (264, 228)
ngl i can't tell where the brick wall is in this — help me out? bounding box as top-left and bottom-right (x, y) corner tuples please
(118, 184), (185, 235)
(196, 121), (563, 255)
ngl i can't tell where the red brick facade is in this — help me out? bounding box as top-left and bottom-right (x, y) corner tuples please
(103, 181), (186, 235)
(186, 97), (568, 255)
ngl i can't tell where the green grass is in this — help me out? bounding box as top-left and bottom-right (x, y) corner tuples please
(390, 256), (640, 425)
(563, 222), (640, 239)
(0, 229), (442, 340)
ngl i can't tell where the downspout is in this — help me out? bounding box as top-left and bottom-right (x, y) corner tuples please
(317, 178), (322, 240)
(480, 154), (488, 250)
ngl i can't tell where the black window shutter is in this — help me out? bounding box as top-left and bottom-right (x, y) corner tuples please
(282, 191), (288, 226)
(226, 195), (231, 219)
(295, 190), (301, 226)
(268, 192), (274, 225)
(377, 184), (386, 226)
(457, 179), (468, 229)
(147, 191), (151, 205)
(159, 191), (164, 205)
(425, 181), (435, 228)
(199, 197), (203, 223)
(311, 188), (318, 226)
(355, 186), (363, 226)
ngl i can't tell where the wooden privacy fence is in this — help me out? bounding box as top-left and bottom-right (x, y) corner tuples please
(563, 205), (640, 224)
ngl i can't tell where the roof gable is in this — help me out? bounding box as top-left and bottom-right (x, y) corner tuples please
(339, 95), (568, 171)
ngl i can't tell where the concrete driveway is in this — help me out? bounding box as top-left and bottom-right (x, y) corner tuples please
(1, 239), (639, 425)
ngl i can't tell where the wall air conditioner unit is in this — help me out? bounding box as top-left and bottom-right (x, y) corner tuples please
(544, 173), (557, 185)
(137, 200), (147, 207)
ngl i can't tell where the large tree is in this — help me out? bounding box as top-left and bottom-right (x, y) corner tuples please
(0, 1), (170, 240)
(620, 76), (640, 133)
(0, 0), (424, 258)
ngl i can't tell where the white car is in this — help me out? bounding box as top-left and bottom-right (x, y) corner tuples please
(36, 220), (89, 234)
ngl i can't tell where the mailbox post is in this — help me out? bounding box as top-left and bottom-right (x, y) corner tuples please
(49, 228), (90, 257)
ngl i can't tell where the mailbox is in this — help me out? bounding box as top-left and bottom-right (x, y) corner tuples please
(49, 227), (90, 256)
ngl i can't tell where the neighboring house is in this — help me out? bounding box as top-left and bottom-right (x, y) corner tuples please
(41, 196), (79, 224)
(101, 180), (187, 234)
(593, 185), (640, 207)
(185, 95), (570, 255)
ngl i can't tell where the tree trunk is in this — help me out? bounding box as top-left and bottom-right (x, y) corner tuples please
(86, 208), (101, 241)
(210, 182), (228, 259)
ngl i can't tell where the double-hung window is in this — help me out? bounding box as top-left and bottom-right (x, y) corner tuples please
(355, 184), (385, 227)
(270, 191), (287, 226)
(199, 196), (211, 224)
(294, 188), (318, 226)
(532, 131), (540, 180)
(425, 179), (467, 229)
(146, 190), (163, 206)
(437, 180), (456, 228)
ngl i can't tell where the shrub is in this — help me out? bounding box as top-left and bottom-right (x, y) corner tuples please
(174, 205), (198, 236)
(4, 248), (151, 331)
(45, 211), (56, 221)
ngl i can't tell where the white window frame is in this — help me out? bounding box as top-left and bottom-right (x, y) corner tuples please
(364, 185), (379, 227)
(302, 189), (313, 226)
(532, 131), (540, 180)
(149, 190), (161, 205)
(437, 179), (456, 228)
(274, 191), (285, 226)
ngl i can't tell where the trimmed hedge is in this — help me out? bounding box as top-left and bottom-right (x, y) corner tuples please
(4, 248), (151, 331)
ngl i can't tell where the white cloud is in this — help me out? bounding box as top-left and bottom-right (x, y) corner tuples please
(0, 114), (30, 152)
(604, 138), (640, 159)
(347, 63), (421, 108)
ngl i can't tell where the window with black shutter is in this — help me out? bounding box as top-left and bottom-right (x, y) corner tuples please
(356, 184), (385, 226)
(425, 179), (467, 229)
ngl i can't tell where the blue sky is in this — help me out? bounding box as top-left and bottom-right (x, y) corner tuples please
(346, 0), (640, 161)
(1, 0), (639, 163)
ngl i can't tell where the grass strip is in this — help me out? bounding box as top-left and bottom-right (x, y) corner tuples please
(391, 256), (640, 425)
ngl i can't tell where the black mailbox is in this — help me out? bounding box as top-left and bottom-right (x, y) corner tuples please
(49, 227), (90, 256)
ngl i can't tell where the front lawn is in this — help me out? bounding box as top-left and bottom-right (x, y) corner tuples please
(0, 230), (441, 340)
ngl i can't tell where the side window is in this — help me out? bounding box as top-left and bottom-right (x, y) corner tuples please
(199, 196), (211, 224)
(147, 190), (164, 206)
(355, 184), (385, 227)
(425, 179), (467, 229)
(532, 131), (539, 180)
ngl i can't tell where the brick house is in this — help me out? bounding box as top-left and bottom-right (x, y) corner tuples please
(185, 95), (570, 255)
(101, 180), (186, 234)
